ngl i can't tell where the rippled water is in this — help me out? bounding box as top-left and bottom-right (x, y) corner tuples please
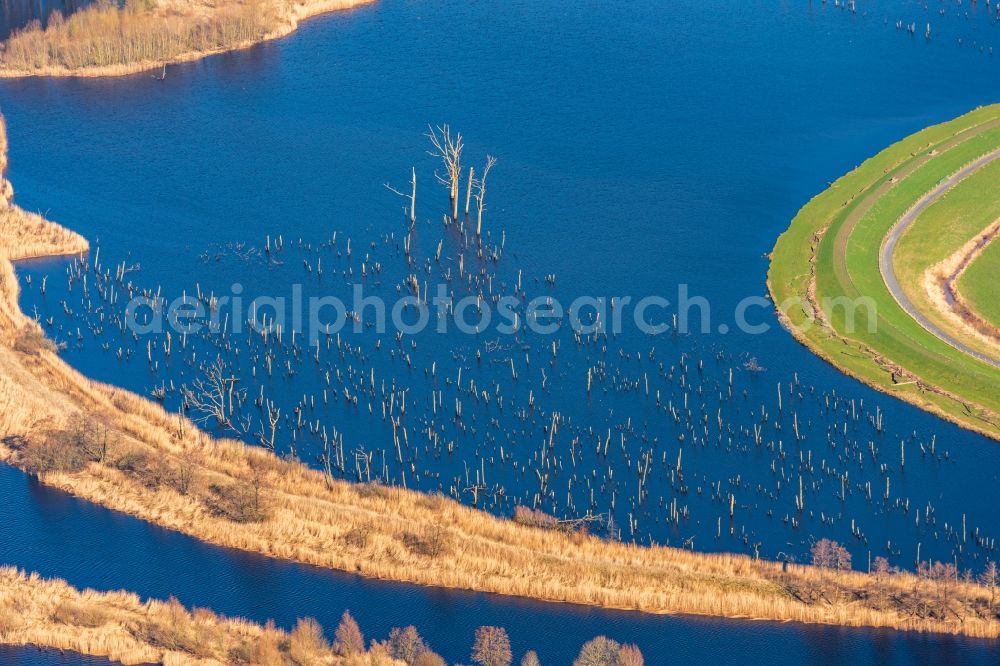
(0, 646), (118, 665)
(1, 0), (1000, 662)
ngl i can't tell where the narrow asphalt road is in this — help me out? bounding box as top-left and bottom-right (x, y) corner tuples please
(879, 147), (1000, 371)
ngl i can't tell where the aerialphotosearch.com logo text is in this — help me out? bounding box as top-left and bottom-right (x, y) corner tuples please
(124, 283), (878, 342)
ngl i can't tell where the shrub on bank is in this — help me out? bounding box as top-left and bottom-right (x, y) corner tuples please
(512, 505), (559, 530)
(13, 324), (57, 356)
(51, 600), (109, 629)
(401, 525), (451, 558)
(205, 479), (270, 523)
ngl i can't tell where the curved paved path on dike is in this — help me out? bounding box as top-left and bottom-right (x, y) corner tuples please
(879, 147), (1000, 371)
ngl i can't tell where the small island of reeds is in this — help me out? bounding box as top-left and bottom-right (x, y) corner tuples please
(0, 0), (373, 78)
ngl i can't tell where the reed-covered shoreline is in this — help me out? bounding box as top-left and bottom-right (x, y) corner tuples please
(1, 567), (649, 666)
(0, 0), (374, 78)
(0, 112), (1000, 641)
(0, 567), (408, 665)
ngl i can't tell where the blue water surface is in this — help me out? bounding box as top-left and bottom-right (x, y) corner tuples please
(1, 0), (1000, 662)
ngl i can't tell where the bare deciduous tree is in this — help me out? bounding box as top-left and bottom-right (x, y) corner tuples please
(872, 556), (893, 607)
(810, 538), (852, 571)
(384, 166), (418, 226)
(471, 626), (512, 666)
(333, 610), (364, 656)
(981, 561), (999, 613)
(427, 124), (464, 219)
(257, 399), (280, 452)
(929, 561), (958, 617)
(573, 636), (621, 666)
(414, 652), (447, 666)
(475, 155), (497, 237)
(387, 625), (429, 664)
(520, 651), (541, 666)
(618, 644), (645, 666)
(173, 457), (194, 496)
(289, 617), (329, 665)
(182, 357), (243, 432)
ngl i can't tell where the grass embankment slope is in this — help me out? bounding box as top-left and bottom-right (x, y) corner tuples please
(0, 116), (998, 640)
(768, 104), (1000, 440)
(0, 0), (374, 78)
(0, 568), (400, 665)
(891, 156), (1000, 359)
(959, 238), (1000, 333)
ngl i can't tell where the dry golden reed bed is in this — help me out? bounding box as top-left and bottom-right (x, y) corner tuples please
(0, 0), (374, 78)
(0, 567), (404, 665)
(0, 113), (999, 643)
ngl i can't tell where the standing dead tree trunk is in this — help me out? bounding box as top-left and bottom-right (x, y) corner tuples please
(410, 167), (416, 225)
(427, 124), (463, 219)
(474, 155), (497, 237)
(980, 561), (999, 613)
(321, 428), (335, 489)
(384, 167), (417, 228)
(465, 166), (475, 216)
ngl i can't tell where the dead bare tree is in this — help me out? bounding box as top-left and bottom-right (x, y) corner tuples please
(929, 561), (958, 618)
(810, 538), (851, 570)
(410, 166), (416, 225)
(981, 561), (999, 613)
(182, 357), (243, 432)
(257, 399), (280, 452)
(383, 167), (417, 227)
(427, 124), (463, 219)
(474, 155), (497, 237)
(173, 458), (194, 495)
(465, 165), (474, 216)
(320, 429), (335, 489)
(557, 511), (606, 531)
(871, 556), (893, 608)
(463, 481), (488, 505)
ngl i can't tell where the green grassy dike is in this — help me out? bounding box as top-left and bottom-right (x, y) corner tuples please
(767, 104), (1000, 441)
(889, 157), (1000, 363)
(959, 237), (1000, 333)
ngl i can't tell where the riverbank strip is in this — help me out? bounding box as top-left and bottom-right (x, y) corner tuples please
(0, 566), (402, 665)
(0, 0), (374, 78)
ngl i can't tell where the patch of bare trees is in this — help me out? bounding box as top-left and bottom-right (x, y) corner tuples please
(385, 126), (498, 240)
(574, 636), (644, 666)
(810, 538), (852, 570)
(383, 625), (443, 665)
